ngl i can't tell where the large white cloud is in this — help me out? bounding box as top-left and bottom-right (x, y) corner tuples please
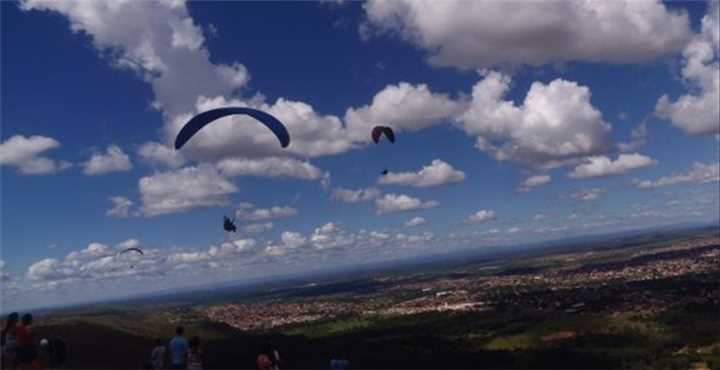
(139, 165), (237, 216)
(656, 1), (719, 136)
(361, 0), (689, 69)
(217, 156), (323, 180)
(374, 193), (438, 214)
(378, 159), (465, 187)
(331, 187), (382, 203)
(21, 0), (644, 178)
(82, 145), (133, 175)
(344, 82), (461, 141)
(568, 153), (657, 178)
(24, 240), (177, 292)
(0, 135), (70, 175)
(14, 211), (590, 308)
(634, 162), (719, 189)
(20, 0), (248, 117)
(517, 175), (551, 192)
(26, 258), (67, 281)
(65, 242), (112, 262)
(19, 0), (357, 164)
(455, 71), (612, 168)
(11, 225), (451, 309)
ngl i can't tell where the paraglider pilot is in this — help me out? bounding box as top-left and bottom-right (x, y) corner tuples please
(223, 215), (237, 233)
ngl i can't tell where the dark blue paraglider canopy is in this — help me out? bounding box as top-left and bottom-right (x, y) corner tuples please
(174, 107), (291, 150)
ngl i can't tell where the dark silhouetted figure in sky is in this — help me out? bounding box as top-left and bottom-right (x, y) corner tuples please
(223, 215), (237, 232)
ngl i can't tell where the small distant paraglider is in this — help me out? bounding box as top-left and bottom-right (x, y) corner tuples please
(117, 247), (144, 256)
(371, 125), (395, 144)
(174, 107), (291, 150)
(223, 215), (237, 233)
(372, 126), (395, 175)
(117, 247), (143, 269)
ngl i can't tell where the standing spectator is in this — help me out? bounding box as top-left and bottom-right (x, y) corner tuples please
(269, 341), (280, 370)
(186, 336), (203, 370)
(50, 337), (67, 369)
(257, 342), (280, 370)
(169, 326), (188, 370)
(330, 350), (349, 370)
(39, 338), (51, 367)
(1, 312), (19, 369)
(15, 314), (38, 369)
(150, 338), (166, 370)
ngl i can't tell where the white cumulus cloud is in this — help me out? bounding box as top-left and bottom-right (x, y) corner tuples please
(0, 135), (69, 175)
(404, 216), (428, 227)
(375, 194), (438, 214)
(344, 82), (461, 141)
(19, 0), (356, 165)
(82, 145), (132, 175)
(455, 71), (612, 168)
(217, 156), (323, 180)
(656, 1), (719, 136)
(26, 258), (65, 281)
(634, 162), (719, 189)
(138, 142), (186, 169)
(361, 0), (689, 69)
(236, 205), (298, 221)
(378, 159), (465, 187)
(106, 196), (138, 218)
(568, 153), (657, 178)
(309, 222), (355, 250)
(139, 165), (237, 216)
(466, 210), (495, 223)
(517, 175), (552, 192)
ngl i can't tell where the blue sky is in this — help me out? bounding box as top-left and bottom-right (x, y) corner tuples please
(1, 0), (718, 311)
